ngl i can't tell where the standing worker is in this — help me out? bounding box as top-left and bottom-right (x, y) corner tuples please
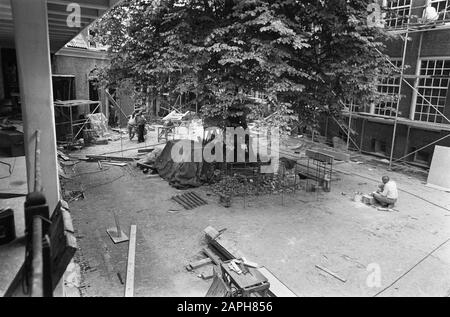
(373, 176), (398, 208)
(136, 110), (147, 143)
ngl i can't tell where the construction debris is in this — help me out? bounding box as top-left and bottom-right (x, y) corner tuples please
(86, 154), (138, 162)
(362, 194), (375, 205)
(172, 192), (208, 210)
(186, 258), (213, 271)
(211, 173), (301, 199)
(315, 264), (347, 283)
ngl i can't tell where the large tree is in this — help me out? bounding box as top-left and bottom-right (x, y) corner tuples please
(95, 0), (397, 132)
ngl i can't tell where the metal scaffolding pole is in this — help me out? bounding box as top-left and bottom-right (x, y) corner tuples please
(389, 28), (409, 170)
(377, 48), (450, 125)
(347, 100), (353, 150)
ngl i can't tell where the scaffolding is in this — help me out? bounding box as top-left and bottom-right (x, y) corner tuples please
(54, 100), (102, 145)
(339, 2), (450, 169)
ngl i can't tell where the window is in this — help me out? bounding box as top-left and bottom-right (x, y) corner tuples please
(430, 0), (450, 21)
(414, 59), (450, 124)
(371, 138), (387, 154)
(386, 0), (412, 29)
(375, 59), (402, 117)
(411, 147), (431, 164)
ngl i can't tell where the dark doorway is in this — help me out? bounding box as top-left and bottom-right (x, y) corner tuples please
(89, 79), (99, 113)
(53, 75), (75, 101)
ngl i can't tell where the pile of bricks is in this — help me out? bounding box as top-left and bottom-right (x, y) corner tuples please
(210, 172), (301, 198)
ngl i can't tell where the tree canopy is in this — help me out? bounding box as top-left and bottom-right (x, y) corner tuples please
(94, 0), (397, 131)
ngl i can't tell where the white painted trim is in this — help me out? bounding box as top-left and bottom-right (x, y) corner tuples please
(55, 47), (110, 60)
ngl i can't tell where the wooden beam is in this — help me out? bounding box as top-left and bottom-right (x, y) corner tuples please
(204, 226), (244, 260)
(125, 225), (137, 297)
(86, 154), (139, 162)
(11, 0), (60, 211)
(257, 267), (297, 297)
(202, 247), (223, 265)
(49, 201), (77, 290)
(187, 258), (213, 270)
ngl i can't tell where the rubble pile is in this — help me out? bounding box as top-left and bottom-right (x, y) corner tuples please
(210, 171), (301, 197)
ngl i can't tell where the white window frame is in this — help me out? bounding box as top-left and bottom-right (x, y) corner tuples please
(385, 0), (412, 29)
(375, 58), (403, 117)
(411, 57), (450, 124)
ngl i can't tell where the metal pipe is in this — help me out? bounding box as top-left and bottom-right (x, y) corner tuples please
(347, 100), (353, 150)
(172, 196), (188, 209)
(394, 132), (450, 163)
(389, 28), (409, 170)
(175, 195), (194, 209)
(375, 47), (450, 125)
(177, 195), (196, 209)
(188, 192), (208, 205)
(31, 216), (43, 297)
(182, 193), (199, 207)
(186, 192), (204, 206)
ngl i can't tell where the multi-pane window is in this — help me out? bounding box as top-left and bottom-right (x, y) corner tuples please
(430, 0), (450, 21)
(375, 60), (402, 117)
(414, 59), (450, 124)
(385, 0), (411, 29)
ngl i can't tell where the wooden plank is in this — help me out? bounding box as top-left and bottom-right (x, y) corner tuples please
(201, 271), (215, 280)
(307, 148), (350, 162)
(305, 149), (334, 164)
(49, 201), (77, 290)
(57, 150), (70, 161)
(188, 257), (213, 270)
(257, 267), (297, 297)
(125, 225), (137, 297)
(86, 155), (138, 162)
(137, 148), (155, 153)
(204, 226), (221, 240)
(315, 264), (347, 283)
(204, 226), (244, 260)
(101, 161), (128, 167)
(202, 247), (223, 265)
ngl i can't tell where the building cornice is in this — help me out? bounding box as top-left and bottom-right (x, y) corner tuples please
(55, 47), (111, 61)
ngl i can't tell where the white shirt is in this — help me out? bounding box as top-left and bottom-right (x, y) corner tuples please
(382, 181), (398, 200)
(423, 6), (439, 21)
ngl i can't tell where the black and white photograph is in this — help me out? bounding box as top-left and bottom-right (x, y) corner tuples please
(0, 0), (450, 301)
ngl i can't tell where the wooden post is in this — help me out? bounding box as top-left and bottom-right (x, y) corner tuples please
(125, 225), (137, 297)
(11, 0), (60, 212)
(113, 211), (122, 238)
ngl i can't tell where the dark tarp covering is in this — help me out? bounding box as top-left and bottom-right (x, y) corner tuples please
(155, 140), (215, 189)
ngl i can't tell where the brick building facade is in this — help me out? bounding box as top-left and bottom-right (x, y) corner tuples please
(322, 0), (450, 167)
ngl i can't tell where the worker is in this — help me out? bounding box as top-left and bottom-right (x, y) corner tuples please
(423, 0), (439, 22)
(373, 176), (398, 208)
(136, 111), (147, 143)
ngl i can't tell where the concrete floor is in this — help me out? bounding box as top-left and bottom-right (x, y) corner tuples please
(62, 131), (450, 297)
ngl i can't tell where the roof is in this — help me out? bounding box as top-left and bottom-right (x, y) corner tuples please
(66, 34), (89, 49)
(0, 0), (123, 53)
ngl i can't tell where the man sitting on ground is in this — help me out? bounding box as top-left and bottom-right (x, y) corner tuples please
(373, 176), (398, 208)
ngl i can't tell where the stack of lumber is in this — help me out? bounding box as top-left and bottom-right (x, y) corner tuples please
(199, 226), (297, 297)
